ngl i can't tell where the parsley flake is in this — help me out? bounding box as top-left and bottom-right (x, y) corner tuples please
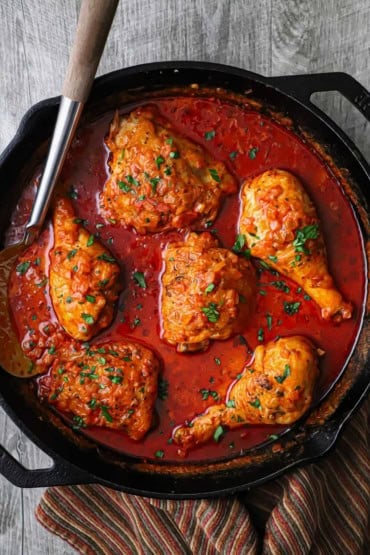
(204, 130), (216, 140)
(81, 313), (94, 325)
(201, 302), (220, 323)
(16, 260), (31, 276)
(275, 364), (291, 384)
(283, 301), (301, 315)
(133, 271), (146, 289)
(208, 168), (221, 182)
(213, 425), (224, 442)
(248, 147), (259, 159)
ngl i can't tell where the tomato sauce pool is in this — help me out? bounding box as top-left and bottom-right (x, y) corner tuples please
(9, 96), (366, 462)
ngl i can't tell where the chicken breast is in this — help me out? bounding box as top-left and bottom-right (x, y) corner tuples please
(100, 106), (236, 234)
(174, 336), (319, 449)
(43, 340), (160, 440)
(50, 197), (121, 341)
(239, 169), (352, 321)
(161, 232), (256, 352)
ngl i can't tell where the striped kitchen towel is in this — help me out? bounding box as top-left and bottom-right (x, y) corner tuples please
(36, 396), (370, 555)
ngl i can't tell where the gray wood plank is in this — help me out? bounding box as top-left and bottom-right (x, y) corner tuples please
(0, 0), (369, 554)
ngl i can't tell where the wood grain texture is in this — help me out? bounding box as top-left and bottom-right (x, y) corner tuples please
(0, 0), (369, 553)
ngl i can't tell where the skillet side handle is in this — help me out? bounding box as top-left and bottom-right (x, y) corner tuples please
(0, 443), (93, 488)
(268, 72), (370, 122)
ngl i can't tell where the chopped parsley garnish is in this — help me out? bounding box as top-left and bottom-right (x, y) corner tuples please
(155, 450), (164, 458)
(164, 166), (172, 176)
(155, 155), (165, 169)
(87, 235), (95, 247)
(86, 295), (96, 303)
(138, 195), (146, 201)
(34, 257), (41, 266)
(269, 434), (279, 441)
(249, 398), (261, 409)
(201, 302), (220, 323)
(200, 389), (219, 401)
(292, 224), (319, 254)
(266, 313), (273, 331)
(275, 364), (291, 384)
(214, 357), (221, 366)
(68, 186), (78, 200)
(48, 345), (56, 355)
(232, 233), (245, 252)
(118, 180), (131, 192)
(132, 317), (141, 328)
(100, 406), (113, 422)
(283, 301), (301, 315)
(229, 150), (238, 160)
(88, 399), (97, 409)
(208, 168), (221, 183)
(150, 177), (160, 193)
(126, 175), (139, 186)
(205, 283), (215, 294)
(109, 376), (123, 385)
(98, 278), (110, 287)
(166, 137), (173, 145)
(204, 130), (215, 140)
(213, 425), (224, 442)
(268, 255), (278, 263)
(304, 294), (311, 301)
(158, 378), (169, 400)
(226, 399), (236, 408)
(248, 147), (259, 159)
(98, 253), (116, 263)
(257, 328), (264, 342)
(133, 271), (147, 289)
(169, 151), (180, 159)
(271, 280), (290, 293)
(72, 415), (85, 430)
(67, 249), (77, 260)
(81, 313), (94, 325)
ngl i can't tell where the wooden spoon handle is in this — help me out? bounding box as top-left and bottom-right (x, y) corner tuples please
(62, 0), (119, 102)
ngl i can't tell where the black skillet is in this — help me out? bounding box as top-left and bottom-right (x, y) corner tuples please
(0, 62), (369, 498)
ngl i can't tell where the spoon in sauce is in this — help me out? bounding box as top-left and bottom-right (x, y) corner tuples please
(0, 0), (119, 376)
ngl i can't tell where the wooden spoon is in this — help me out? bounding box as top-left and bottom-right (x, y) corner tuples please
(0, 0), (119, 377)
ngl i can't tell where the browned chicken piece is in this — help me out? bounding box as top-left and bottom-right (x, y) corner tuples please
(239, 169), (352, 321)
(174, 336), (319, 449)
(50, 197), (121, 341)
(100, 106), (236, 234)
(161, 232), (256, 352)
(42, 340), (160, 440)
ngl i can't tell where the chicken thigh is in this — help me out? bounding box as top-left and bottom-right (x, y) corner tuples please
(100, 106), (236, 234)
(238, 169), (352, 321)
(50, 197), (121, 341)
(161, 232), (256, 352)
(174, 336), (319, 449)
(42, 340), (159, 440)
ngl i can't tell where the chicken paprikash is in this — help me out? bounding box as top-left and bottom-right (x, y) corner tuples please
(50, 197), (121, 341)
(40, 340), (159, 440)
(239, 170), (352, 321)
(161, 232), (256, 352)
(8, 95), (362, 460)
(100, 106), (236, 234)
(174, 336), (319, 449)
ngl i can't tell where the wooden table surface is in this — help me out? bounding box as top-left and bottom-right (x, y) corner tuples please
(0, 1), (369, 553)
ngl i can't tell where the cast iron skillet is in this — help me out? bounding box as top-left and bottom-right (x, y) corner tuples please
(0, 62), (369, 498)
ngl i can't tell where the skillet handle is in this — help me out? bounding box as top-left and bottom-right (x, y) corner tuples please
(268, 72), (370, 122)
(0, 443), (92, 488)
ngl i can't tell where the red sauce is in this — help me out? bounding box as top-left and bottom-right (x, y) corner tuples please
(9, 96), (366, 462)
